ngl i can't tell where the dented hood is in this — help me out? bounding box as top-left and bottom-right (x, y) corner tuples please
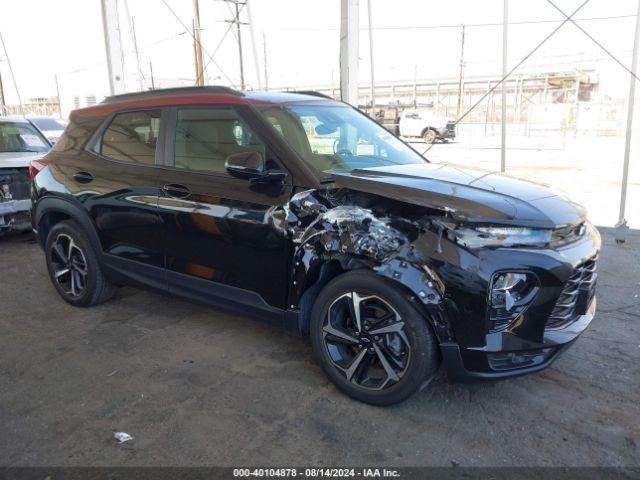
(331, 163), (586, 228)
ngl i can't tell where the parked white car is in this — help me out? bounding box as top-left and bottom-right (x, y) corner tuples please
(0, 116), (51, 233)
(399, 108), (456, 143)
(27, 116), (68, 145)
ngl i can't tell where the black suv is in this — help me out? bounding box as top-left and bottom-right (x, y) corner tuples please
(32, 87), (600, 405)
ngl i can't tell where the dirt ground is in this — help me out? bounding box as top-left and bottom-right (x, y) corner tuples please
(0, 228), (638, 467)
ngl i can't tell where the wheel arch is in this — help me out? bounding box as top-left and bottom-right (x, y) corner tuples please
(421, 126), (438, 137)
(35, 196), (103, 256)
(292, 252), (451, 343)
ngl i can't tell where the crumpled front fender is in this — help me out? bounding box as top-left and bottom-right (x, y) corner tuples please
(279, 189), (454, 341)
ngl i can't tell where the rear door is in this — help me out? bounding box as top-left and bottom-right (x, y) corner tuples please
(82, 109), (167, 289)
(155, 105), (294, 318)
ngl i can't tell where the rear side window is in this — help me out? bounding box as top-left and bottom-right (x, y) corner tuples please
(100, 110), (161, 164)
(174, 108), (265, 174)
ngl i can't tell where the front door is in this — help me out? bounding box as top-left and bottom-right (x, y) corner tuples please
(155, 106), (293, 318)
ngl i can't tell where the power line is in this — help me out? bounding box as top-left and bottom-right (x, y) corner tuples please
(58, 30), (188, 77)
(0, 28), (22, 113)
(200, 3), (244, 80)
(369, 13), (637, 30)
(545, 0), (640, 83)
(272, 14), (636, 32)
(419, 0), (592, 156)
(454, 0), (591, 126)
(160, 0), (237, 86)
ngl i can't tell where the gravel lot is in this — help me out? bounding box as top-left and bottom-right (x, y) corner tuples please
(0, 228), (638, 467)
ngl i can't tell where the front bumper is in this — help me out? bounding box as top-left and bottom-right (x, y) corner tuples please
(433, 223), (600, 382)
(441, 297), (596, 382)
(437, 124), (456, 139)
(0, 199), (31, 230)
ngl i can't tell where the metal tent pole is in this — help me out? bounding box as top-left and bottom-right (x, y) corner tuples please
(500, 0), (508, 173)
(615, 0), (640, 243)
(367, 0), (375, 111)
(340, 0), (359, 106)
(246, 0), (262, 89)
(100, 0), (126, 95)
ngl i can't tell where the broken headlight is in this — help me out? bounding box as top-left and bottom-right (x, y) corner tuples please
(450, 226), (552, 248)
(488, 271), (539, 331)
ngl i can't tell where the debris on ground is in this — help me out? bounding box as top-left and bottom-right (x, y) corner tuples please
(114, 432), (133, 443)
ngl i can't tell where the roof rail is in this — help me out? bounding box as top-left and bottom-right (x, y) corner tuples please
(101, 86), (243, 104)
(288, 90), (336, 100)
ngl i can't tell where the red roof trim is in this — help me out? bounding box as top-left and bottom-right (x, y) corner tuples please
(74, 93), (267, 117)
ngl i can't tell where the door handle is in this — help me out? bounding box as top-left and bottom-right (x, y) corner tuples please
(73, 171), (94, 184)
(162, 183), (191, 199)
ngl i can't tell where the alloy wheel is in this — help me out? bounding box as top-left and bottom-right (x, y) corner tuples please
(49, 233), (88, 298)
(322, 292), (411, 390)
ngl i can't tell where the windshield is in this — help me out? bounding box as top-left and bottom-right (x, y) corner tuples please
(258, 104), (426, 175)
(0, 122), (50, 153)
(29, 117), (67, 131)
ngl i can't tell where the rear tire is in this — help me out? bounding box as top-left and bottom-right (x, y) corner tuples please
(310, 270), (440, 405)
(45, 220), (114, 307)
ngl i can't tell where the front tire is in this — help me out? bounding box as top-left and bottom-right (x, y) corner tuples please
(310, 270), (440, 405)
(45, 220), (114, 307)
(423, 128), (438, 144)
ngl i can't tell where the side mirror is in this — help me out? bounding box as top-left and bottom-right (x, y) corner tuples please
(225, 151), (265, 179)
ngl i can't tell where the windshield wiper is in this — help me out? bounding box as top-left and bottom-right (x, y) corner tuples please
(320, 177), (335, 184)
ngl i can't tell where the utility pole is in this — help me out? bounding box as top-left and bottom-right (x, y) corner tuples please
(123, 0), (144, 90)
(149, 62), (155, 90)
(0, 28), (23, 114)
(130, 18), (145, 90)
(193, 0), (205, 86)
(54, 74), (62, 118)
(456, 24), (466, 117)
(223, 0), (248, 90)
(615, 0), (640, 243)
(262, 32), (268, 90)
(246, 0), (262, 89)
(501, 0), (508, 173)
(367, 0), (375, 111)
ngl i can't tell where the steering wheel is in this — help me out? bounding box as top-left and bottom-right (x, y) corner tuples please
(332, 138), (354, 157)
(335, 149), (354, 157)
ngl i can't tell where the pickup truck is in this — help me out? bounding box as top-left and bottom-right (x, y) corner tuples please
(399, 108), (456, 143)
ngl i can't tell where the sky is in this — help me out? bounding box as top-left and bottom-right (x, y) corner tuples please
(0, 0), (639, 111)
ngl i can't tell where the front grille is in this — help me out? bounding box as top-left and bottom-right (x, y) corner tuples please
(546, 255), (597, 329)
(0, 168), (30, 201)
(445, 121), (456, 133)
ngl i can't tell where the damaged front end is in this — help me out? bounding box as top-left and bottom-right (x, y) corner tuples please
(278, 188), (454, 343)
(0, 168), (31, 232)
(276, 183), (600, 382)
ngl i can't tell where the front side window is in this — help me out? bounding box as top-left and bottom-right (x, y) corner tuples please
(174, 108), (265, 174)
(258, 105), (426, 175)
(100, 110), (161, 164)
(0, 122), (50, 153)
